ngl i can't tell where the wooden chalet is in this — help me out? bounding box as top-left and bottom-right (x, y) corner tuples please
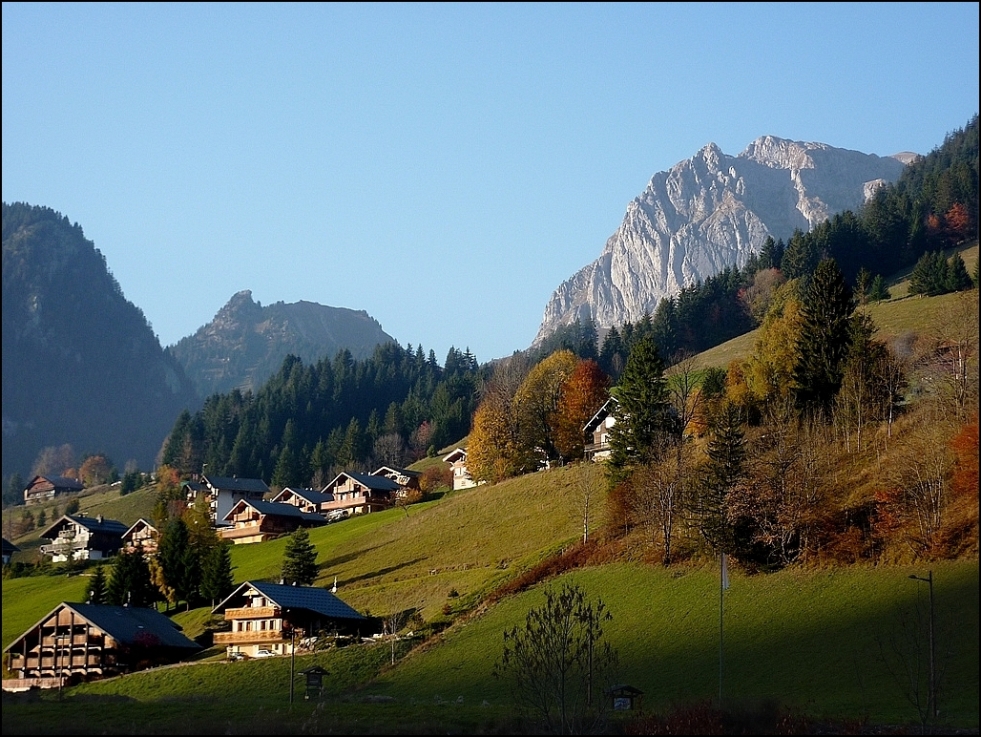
(3, 602), (200, 691)
(218, 499), (327, 545)
(442, 447), (477, 490)
(38, 514), (128, 563)
(23, 475), (84, 506)
(271, 487), (336, 515)
(583, 397), (616, 461)
(371, 465), (422, 494)
(121, 518), (159, 555)
(212, 581), (367, 659)
(320, 471), (401, 516)
(190, 475), (270, 527)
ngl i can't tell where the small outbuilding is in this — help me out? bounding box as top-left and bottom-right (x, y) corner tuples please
(607, 684), (644, 711)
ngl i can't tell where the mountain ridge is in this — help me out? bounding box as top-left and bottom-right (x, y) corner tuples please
(532, 135), (910, 347)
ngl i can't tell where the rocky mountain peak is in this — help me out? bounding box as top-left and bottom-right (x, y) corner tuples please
(532, 136), (909, 348)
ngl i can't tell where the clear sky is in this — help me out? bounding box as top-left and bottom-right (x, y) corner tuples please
(3, 3), (979, 364)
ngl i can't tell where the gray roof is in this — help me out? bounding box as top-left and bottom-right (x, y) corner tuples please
(335, 471), (400, 492)
(372, 465), (421, 479)
(224, 499), (326, 524)
(4, 603), (200, 654)
(214, 581), (365, 621)
(203, 475), (270, 494)
(277, 487), (335, 505)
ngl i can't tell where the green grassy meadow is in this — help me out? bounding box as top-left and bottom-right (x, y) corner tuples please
(2, 242), (978, 733)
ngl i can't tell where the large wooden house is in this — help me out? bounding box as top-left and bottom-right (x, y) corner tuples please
(3, 602), (200, 691)
(38, 514), (128, 563)
(212, 581), (367, 659)
(320, 471), (401, 516)
(218, 499), (327, 545)
(371, 465), (421, 494)
(23, 475), (84, 506)
(189, 475), (270, 527)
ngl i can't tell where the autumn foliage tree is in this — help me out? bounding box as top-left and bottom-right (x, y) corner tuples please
(553, 359), (611, 462)
(514, 350), (580, 466)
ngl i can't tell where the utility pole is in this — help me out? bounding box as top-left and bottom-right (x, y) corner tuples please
(909, 571), (936, 720)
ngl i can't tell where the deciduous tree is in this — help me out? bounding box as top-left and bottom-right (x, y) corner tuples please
(553, 359), (611, 462)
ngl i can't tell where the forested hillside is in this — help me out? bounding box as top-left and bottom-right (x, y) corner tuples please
(1, 203), (200, 493)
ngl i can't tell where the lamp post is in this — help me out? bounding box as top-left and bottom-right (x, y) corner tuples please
(909, 571), (936, 719)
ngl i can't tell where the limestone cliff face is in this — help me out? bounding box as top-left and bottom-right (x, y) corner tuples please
(532, 136), (908, 346)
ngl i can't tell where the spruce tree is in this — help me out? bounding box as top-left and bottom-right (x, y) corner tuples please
(946, 254), (973, 292)
(606, 333), (675, 484)
(157, 518), (198, 608)
(696, 401), (746, 554)
(281, 527), (318, 586)
(106, 551), (156, 607)
(793, 258), (855, 415)
(85, 564), (108, 604)
(868, 274), (891, 302)
(200, 541), (235, 607)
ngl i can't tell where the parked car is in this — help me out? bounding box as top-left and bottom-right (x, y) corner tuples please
(254, 649), (277, 658)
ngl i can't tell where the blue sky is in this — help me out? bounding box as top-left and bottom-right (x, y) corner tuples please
(3, 3), (978, 364)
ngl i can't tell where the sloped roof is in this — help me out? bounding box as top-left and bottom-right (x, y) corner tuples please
(39, 514), (129, 541)
(442, 447), (467, 463)
(26, 475), (83, 491)
(275, 487), (335, 505)
(223, 499), (327, 524)
(324, 471), (400, 492)
(583, 397), (616, 433)
(122, 518), (158, 539)
(3, 603), (200, 654)
(372, 465), (421, 479)
(203, 475), (270, 494)
(213, 581), (365, 621)
(2, 537), (20, 554)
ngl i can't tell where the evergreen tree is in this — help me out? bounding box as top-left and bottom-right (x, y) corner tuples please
(157, 518), (198, 608)
(868, 274), (891, 302)
(909, 251), (949, 296)
(696, 401), (746, 555)
(85, 564), (108, 604)
(200, 541), (235, 607)
(946, 254), (973, 292)
(793, 258), (855, 415)
(606, 334), (675, 483)
(281, 527), (318, 586)
(106, 551), (156, 607)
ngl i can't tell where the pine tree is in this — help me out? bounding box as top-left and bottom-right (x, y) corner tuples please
(868, 274), (891, 302)
(793, 258), (855, 415)
(157, 518), (198, 608)
(607, 333), (675, 483)
(200, 541), (235, 607)
(282, 527), (318, 586)
(85, 564), (108, 604)
(696, 401), (746, 554)
(106, 551), (156, 607)
(946, 254), (973, 292)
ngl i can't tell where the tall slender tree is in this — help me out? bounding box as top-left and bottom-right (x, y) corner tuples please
(793, 258), (855, 415)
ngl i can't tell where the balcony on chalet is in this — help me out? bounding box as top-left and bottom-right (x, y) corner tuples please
(213, 630), (287, 645)
(222, 606), (280, 620)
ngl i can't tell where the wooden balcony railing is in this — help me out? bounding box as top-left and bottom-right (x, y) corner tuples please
(213, 630), (285, 645)
(222, 606), (279, 620)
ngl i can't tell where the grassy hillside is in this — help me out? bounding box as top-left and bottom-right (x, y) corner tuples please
(687, 241), (978, 371)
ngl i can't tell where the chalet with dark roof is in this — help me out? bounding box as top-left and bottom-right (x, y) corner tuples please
(583, 397), (616, 461)
(190, 475), (270, 527)
(272, 487), (336, 515)
(38, 514), (128, 563)
(3, 602), (200, 690)
(24, 475), (84, 506)
(321, 471), (400, 516)
(121, 518), (159, 555)
(218, 499), (327, 544)
(212, 581), (367, 659)
(371, 465), (422, 492)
